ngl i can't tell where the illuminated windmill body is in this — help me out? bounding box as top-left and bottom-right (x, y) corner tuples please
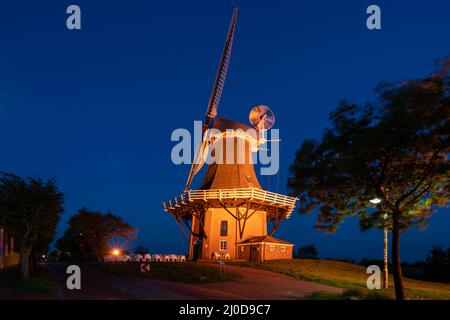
(162, 8), (297, 261)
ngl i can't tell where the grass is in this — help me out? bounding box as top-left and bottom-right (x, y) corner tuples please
(11, 278), (56, 296)
(303, 291), (344, 300)
(95, 261), (241, 284)
(9, 267), (56, 296)
(232, 259), (450, 300)
(303, 288), (391, 300)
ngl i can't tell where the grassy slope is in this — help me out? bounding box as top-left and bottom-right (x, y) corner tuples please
(233, 259), (450, 300)
(95, 262), (241, 284)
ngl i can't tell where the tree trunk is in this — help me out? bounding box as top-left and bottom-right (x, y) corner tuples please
(391, 210), (405, 300)
(30, 250), (37, 276)
(20, 245), (32, 281)
(0, 228), (4, 270)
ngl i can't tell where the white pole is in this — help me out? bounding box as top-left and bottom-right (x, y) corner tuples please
(384, 212), (389, 288)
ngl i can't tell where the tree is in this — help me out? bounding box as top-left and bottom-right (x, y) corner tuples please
(288, 58), (450, 300)
(297, 244), (318, 259)
(423, 245), (449, 283)
(56, 208), (137, 262)
(134, 246), (149, 255)
(0, 173), (64, 280)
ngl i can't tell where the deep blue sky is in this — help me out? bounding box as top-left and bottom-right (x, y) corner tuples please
(1, 0), (449, 261)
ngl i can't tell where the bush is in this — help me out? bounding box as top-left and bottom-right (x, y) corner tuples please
(5, 252), (20, 268)
(297, 245), (318, 259)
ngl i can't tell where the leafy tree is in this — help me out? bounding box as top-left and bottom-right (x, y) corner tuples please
(297, 244), (318, 259)
(424, 245), (449, 283)
(288, 58), (450, 300)
(0, 173), (64, 280)
(56, 208), (137, 262)
(134, 246), (149, 255)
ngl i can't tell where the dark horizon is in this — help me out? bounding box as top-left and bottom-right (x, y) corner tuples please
(1, 0), (449, 262)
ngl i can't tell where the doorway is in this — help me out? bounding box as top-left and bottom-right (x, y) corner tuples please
(250, 245), (259, 261)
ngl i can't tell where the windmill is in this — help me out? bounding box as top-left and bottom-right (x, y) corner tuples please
(162, 8), (297, 262)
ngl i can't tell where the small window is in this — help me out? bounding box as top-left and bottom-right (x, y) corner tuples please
(220, 240), (228, 251)
(280, 246), (286, 253)
(241, 246), (244, 252)
(220, 220), (228, 236)
(268, 245), (275, 252)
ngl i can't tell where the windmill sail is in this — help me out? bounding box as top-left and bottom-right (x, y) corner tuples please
(184, 7), (238, 191)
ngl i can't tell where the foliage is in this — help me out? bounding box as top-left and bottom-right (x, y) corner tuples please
(297, 244), (319, 259)
(424, 245), (450, 283)
(134, 246), (150, 255)
(0, 173), (64, 279)
(56, 208), (137, 262)
(287, 58), (450, 299)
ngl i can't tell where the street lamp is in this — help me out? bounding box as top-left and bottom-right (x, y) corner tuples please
(370, 197), (389, 289)
(112, 249), (120, 262)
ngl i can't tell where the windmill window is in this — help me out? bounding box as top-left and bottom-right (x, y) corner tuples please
(220, 220), (228, 236)
(246, 175), (252, 183)
(220, 240), (228, 251)
(268, 245), (275, 252)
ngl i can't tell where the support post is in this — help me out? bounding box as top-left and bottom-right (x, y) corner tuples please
(384, 212), (389, 288)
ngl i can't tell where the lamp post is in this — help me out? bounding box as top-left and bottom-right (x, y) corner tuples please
(383, 212), (388, 288)
(370, 198), (389, 289)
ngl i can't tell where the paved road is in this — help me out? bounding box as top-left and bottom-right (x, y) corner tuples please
(46, 262), (341, 300)
(200, 264), (342, 299)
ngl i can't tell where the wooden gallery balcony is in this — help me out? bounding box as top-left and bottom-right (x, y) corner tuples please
(162, 188), (298, 221)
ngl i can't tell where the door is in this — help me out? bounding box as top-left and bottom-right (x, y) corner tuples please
(250, 245), (259, 261)
(192, 240), (202, 261)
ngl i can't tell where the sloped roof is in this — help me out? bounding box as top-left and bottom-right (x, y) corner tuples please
(200, 117), (261, 190)
(211, 117), (253, 132)
(238, 235), (293, 245)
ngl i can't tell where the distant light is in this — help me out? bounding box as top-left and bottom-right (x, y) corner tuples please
(42, 255), (46, 258)
(370, 198), (382, 204)
(112, 249), (120, 256)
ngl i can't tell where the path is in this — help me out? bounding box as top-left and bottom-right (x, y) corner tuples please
(46, 262), (341, 300)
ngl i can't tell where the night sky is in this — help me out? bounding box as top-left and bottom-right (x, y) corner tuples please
(1, 0), (449, 262)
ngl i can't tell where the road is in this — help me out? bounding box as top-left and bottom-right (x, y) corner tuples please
(46, 262), (342, 300)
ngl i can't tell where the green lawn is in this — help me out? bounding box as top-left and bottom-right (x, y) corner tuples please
(4, 267), (56, 298)
(233, 259), (450, 300)
(95, 262), (241, 284)
(11, 277), (56, 296)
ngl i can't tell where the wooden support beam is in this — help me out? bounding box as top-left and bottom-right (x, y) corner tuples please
(269, 209), (287, 236)
(192, 208), (208, 240)
(170, 214), (190, 240)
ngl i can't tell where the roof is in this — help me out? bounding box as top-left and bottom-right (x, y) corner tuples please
(200, 117), (261, 190)
(211, 117), (253, 132)
(238, 235), (294, 245)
